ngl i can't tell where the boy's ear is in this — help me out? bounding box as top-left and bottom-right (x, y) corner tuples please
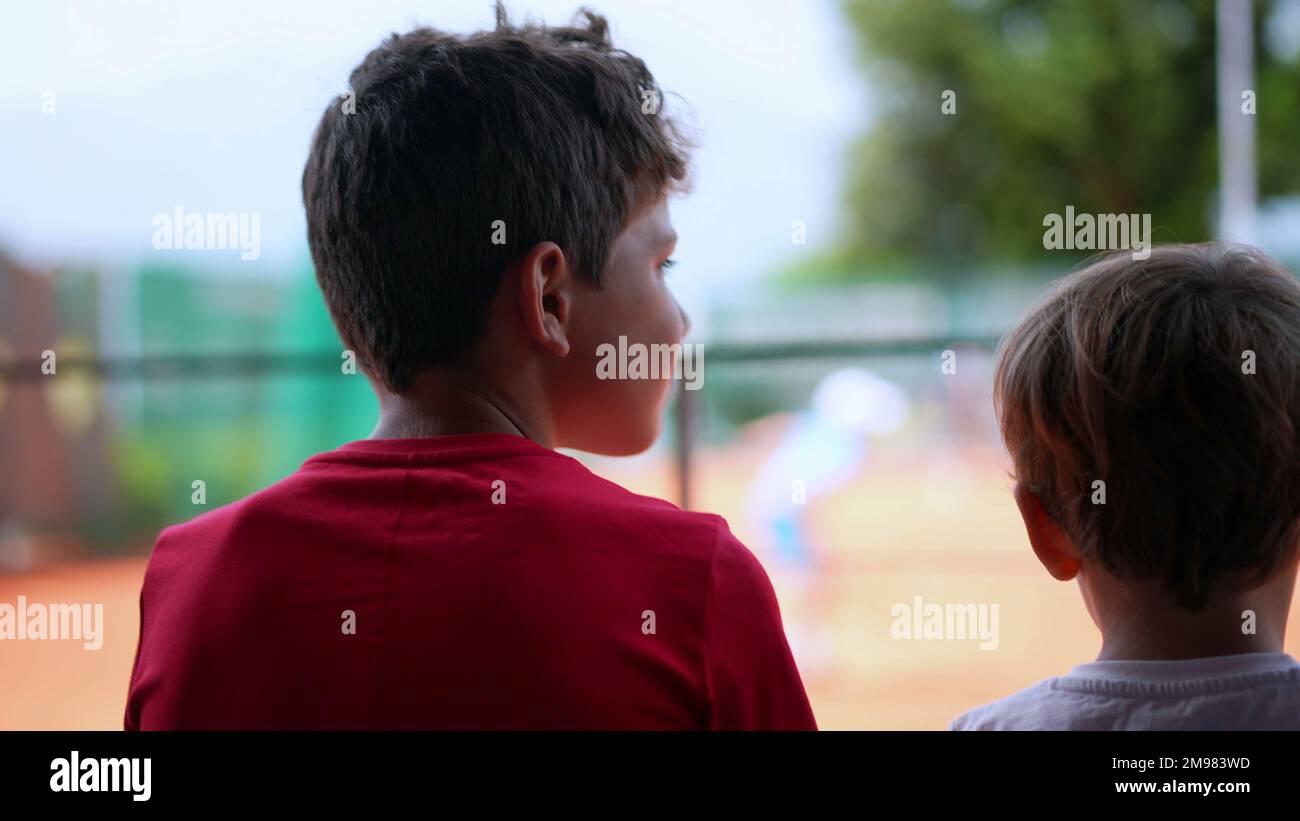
(514, 240), (573, 358)
(1013, 481), (1081, 581)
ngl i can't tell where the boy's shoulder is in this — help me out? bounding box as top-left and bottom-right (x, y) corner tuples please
(509, 449), (756, 569)
(951, 654), (1300, 730)
(150, 435), (744, 569)
(948, 678), (1066, 731)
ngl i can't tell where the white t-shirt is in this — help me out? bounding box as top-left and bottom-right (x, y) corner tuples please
(950, 652), (1300, 730)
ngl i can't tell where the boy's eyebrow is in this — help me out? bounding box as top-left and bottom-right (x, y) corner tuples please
(659, 231), (678, 250)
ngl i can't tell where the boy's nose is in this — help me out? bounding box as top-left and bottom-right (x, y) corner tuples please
(677, 300), (691, 337)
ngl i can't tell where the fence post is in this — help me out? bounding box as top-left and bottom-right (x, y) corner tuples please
(673, 379), (695, 510)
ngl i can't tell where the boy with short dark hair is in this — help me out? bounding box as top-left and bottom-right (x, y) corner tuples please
(953, 243), (1300, 730)
(126, 5), (815, 730)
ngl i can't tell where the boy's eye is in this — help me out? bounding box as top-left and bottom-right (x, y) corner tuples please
(658, 258), (678, 274)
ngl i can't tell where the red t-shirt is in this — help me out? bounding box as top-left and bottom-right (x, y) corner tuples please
(125, 433), (816, 730)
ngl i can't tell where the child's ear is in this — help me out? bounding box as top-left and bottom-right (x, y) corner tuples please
(1012, 481), (1081, 581)
(515, 241), (572, 357)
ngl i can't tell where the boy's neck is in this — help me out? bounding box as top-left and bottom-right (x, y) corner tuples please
(369, 369), (553, 447)
(1097, 619), (1284, 662)
(1087, 568), (1296, 662)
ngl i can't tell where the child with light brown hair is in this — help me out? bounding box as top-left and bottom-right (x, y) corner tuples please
(953, 243), (1300, 730)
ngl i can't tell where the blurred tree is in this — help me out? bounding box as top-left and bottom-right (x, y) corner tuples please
(827, 0), (1300, 271)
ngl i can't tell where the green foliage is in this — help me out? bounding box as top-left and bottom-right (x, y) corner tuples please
(837, 0), (1300, 267)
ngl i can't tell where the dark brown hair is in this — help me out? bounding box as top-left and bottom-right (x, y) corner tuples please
(302, 3), (690, 391)
(995, 243), (1300, 611)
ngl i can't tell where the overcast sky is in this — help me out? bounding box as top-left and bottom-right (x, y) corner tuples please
(0, 0), (868, 329)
